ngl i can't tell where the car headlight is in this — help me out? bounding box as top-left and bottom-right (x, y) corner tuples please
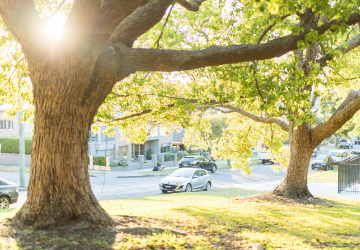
(176, 180), (187, 185)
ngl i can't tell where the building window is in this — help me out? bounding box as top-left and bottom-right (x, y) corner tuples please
(160, 143), (171, 153)
(0, 120), (13, 130)
(95, 149), (114, 156)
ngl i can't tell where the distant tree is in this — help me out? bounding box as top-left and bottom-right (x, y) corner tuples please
(183, 112), (227, 157)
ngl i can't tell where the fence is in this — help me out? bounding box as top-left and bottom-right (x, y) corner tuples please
(338, 156), (360, 193)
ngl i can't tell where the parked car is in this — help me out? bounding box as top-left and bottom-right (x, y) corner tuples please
(159, 168), (212, 193)
(352, 139), (360, 145)
(0, 178), (19, 209)
(312, 149), (317, 158)
(258, 151), (274, 164)
(329, 149), (350, 164)
(350, 150), (360, 159)
(310, 155), (335, 171)
(338, 139), (354, 149)
(178, 156), (217, 173)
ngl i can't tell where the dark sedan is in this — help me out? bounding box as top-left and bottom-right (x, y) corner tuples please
(179, 156), (217, 173)
(0, 178), (19, 209)
(310, 155), (335, 171)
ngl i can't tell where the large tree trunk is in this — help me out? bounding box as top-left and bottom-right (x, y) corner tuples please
(13, 80), (114, 229)
(272, 123), (314, 198)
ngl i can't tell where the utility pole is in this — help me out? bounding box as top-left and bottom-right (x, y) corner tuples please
(18, 108), (26, 188)
(227, 159), (233, 189)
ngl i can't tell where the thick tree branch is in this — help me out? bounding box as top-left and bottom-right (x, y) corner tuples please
(0, 0), (45, 56)
(318, 33), (360, 67)
(218, 105), (290, 132)
(109, 0), (175, 46)
(63, 0), (151, 53)
(177, 0), (206, 12)
(311, 90), (360, 147)
(119, 12), (360, 72)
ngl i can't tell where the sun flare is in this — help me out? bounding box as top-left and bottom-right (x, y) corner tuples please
(46, 13), (66, 40)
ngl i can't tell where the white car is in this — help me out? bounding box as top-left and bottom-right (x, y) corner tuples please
(338, 139), (354, 149)
(328, 149), (350, 164)
(159, 168), (212, 193)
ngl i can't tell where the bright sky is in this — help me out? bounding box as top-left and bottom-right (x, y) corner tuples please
(46, 12), (66, 40)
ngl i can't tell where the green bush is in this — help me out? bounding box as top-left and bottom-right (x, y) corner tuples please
(110, 161), (118, 167)
(93, 155), (106, 166)
(176, 151), (186, 161)
(146, 148), (153, 160)
(118, 159), (127, 166)
(164, 152), (175, 162)
(0, 137), (32, 154)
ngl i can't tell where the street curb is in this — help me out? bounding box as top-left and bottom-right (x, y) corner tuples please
(116, 174), (168, 178)
(115, 164), (265, 178)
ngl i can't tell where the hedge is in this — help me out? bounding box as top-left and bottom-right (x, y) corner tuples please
(0, 137), (32, 154)
(93, 155), (106, 166)
(164, 152), (175, 162)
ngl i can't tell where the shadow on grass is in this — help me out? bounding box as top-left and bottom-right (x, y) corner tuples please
(172, 198), (360, 248)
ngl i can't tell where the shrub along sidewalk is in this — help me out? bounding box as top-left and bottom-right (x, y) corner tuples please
(1, 188), (359, 249)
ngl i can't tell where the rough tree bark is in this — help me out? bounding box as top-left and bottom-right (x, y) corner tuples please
(272, 123), (314, 198)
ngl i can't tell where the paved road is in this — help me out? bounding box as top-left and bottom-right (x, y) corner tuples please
(1, 162), (317, 208)
(2, 144), (358, 208)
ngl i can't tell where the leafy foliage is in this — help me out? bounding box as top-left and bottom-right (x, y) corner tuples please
(0, 137), (32, 154)
(92, 0), (360, 175)
(93, 156), (106, 166)
(146, 148), (153, 160)
(164, 152), (175, 162)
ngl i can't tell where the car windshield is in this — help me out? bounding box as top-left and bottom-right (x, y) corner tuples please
(315, 155), (326, 161)
(0, 178), (10, 185)
(170, 169), (194, 178)
(330, 152), (342, 157)
(180, 157), (195, 163)
(351, 151), (360, 155)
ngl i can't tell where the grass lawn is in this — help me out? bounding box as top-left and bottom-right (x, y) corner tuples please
(308, 168), (338, 183)
(89, 171), (108, 175)
(320, 146), (338, 152)
(1, 188), (359, 249)
(0, 166), (30, 173)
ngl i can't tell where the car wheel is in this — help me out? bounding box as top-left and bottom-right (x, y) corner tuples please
(211, 165), (216, 173)
(261, 160), (266, 164)
(311, 167), (314, 170)
(196, 164), (201, 169)
(0, 196), (10, 209)
(204, 181), (211, 191)
(325, 165), (328, 171)
(185, 183), (192, 192)
(161, 190), (167, 193)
